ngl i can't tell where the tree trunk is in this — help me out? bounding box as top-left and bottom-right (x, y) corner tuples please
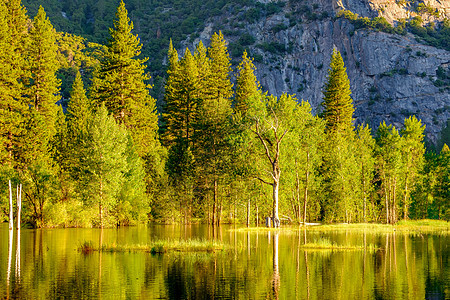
(362, 164), (367, 223)
(303, 156), (310, 225)
(385, 176), (390, 224)
(246, 198), (250, 227)
(256, 204), (259, 227)
(393, 177), (397, 223)
(296, 169), (301, 222)
(17, 184), (22, 230)
(212, 179), (217, 226)
(403, 179), (408, 221)
(9, 180), (13, 230)
(99, 179), (104, 228)
(273, 180), (280, 228)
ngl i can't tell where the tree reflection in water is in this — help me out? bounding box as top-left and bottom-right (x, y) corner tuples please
(271, 231), (280, 300)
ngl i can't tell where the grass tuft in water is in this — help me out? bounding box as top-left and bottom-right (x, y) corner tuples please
(98, 238), (229, 254)
(78, 241), (95, 254)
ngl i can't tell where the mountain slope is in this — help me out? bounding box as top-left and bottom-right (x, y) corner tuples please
(22, 0), (450, 145)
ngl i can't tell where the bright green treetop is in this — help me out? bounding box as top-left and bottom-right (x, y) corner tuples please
(206, 31), (233, 102)
(67, 71), (91, 134)
(322, 49), (354, 134)
(235, 50), (262, 117)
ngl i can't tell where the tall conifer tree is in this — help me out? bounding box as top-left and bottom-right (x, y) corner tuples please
(67, 71), (91, 134)
(322, 49), (354, 134)
(0, 2), (26, 165)
(320, 49), (358, 222)
(27, 6), (60, 138)
(91, 0), (159, 159)
(235, 50), (262, 117)
(195, 32), (233, 225)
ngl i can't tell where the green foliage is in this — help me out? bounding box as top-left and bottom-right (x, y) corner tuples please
(75, 104), (145, 227)
(321, 49), (354, 135)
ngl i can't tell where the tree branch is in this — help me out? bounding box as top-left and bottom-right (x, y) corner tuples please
(255, 176), (273, 186)
(251, 121), (274, 165)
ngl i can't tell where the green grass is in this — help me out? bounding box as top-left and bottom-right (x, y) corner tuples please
(79, 238), (230, 254)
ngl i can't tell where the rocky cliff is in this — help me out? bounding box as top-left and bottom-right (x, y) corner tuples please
(187, 0), (450, 144)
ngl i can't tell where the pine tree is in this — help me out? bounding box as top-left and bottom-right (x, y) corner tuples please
(67, 71), (91, 134)
(28, 5), (60, 135)
(61, 71), (91, 179)
(194, 32), (234, 225)
(91, 0), (159, 159)
(206, 31), (233, 102)
(235, 50), (262, 117)
(320, 49), (358, 222)
(321, 49), (354, 134)
(162, 40), (182, 145)
(0, 2), (25, 165)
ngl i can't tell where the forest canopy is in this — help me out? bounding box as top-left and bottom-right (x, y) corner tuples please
(0, 0), (448, 228)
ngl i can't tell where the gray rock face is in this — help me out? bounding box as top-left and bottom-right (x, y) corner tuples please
(185, 0), (450, 143)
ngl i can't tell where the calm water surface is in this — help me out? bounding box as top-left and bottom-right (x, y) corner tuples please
(1, 224), (448, 299)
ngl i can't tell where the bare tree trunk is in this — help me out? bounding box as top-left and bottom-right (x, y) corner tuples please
(17, 184), (22, 230)
(273, 180), (280, 228)
(9, 180), (13, 230)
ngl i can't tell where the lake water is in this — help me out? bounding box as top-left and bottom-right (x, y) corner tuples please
(1, 224), (448, 299)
